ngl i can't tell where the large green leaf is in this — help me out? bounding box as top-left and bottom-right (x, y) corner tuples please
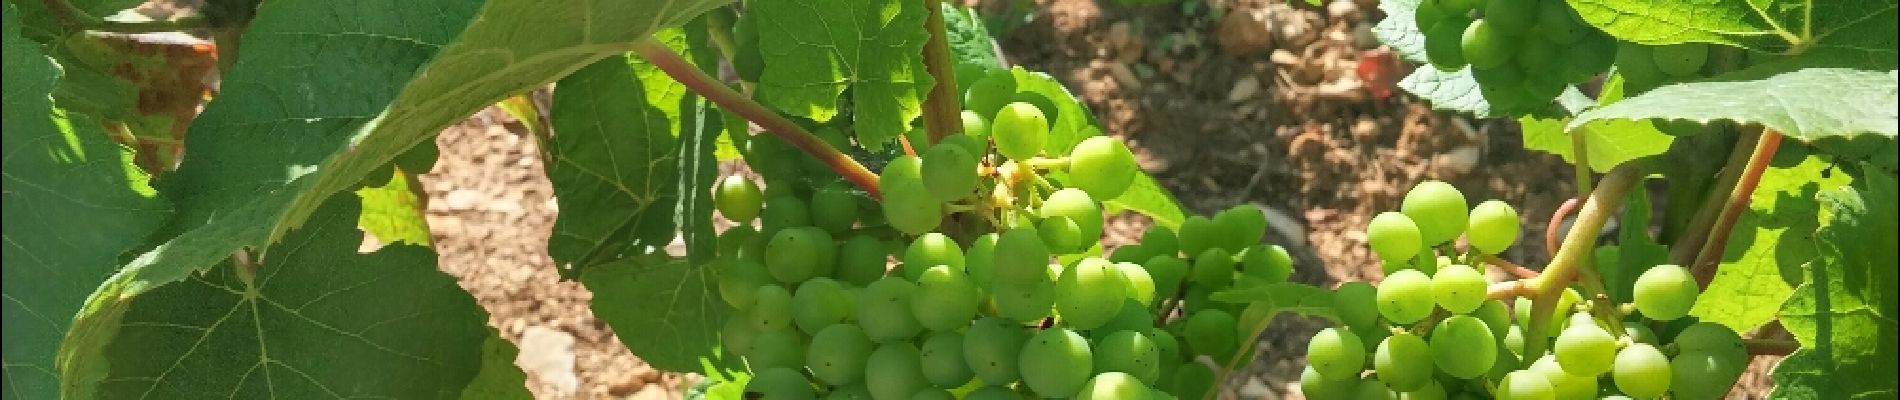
(1007, 69), (1187, 228)
(941, 3), (1001, 70)
(1567, 0), (1899, 63)
(1210, 283), (1339, 321)
(753, 0), (933, 150)
(582, 255), (731, 374)
(458, 330), (533, 400)
(1396, 67), (1493, 117)
(1371, 0), (1428, 64)
(1520, 117), (1674, 172)
(355, 167), (432, 247)
(1691, 154), (1850, 332)
(103, 0), (732, 299)
(0, 4), (171, 398)
(546, 23), (721, 267)
(76, 198), (490, 399)
(1771, 168), (1898, 399)
(1569, 69), (1898, 143)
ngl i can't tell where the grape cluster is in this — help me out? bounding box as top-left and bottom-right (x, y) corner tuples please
(709, 79), (1296, 398)
(1416, 0), (1719, 112)
(1304, 181), (1747, 399)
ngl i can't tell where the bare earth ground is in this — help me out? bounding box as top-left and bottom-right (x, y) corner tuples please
(415, 1), (1777, 399)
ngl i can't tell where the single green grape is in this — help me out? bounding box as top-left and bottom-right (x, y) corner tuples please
(718, 224), (763, 262)
(1171, 362), (1218, 400)
(1674, 323), (1745, 362)
(1516, 35), (1561, 74)
(1528, 354), (1598, 400)
(1142, 255), (1188, 299)
(1040, 188), (1105, 253)
(1215, 205), (1269, 252)
(745, 367), (816, 400)
(836, 235), (891, 286)
(1533, 0), (1586, 43)
(1670, 350), (1745, 400)
(921, 141), (980, 202)
(1415, 0), (1451, 32)
(919, 332), (974, 388)
(1614, 44), (1667, 93)
(1561, 32), (1617, 83)
(858, 277), (923, 342)
(1431, 264), (1488, 314)
(1632, 264), (1698, 320)
(1460, 19), (1516, 70)
(992, 102), (1050, 161)
(793, 278), (855, 333)
(750, 285), (795, 332)
(1191, 247), (1236, 289)
(1076, 372), (1151, 400)
(881, 155), (924, 190)
(1373, 333), (1433, 392)
(1184, 309), (1239, 360)
(1240, 244), (1294, 284)
(1483, 0), (1539, 32)
(1430, 315), (1498, 378)
(882, 181), (942, 236)
(1474, 298), (1513, 339)
(731, 13), (765, 82)
(747, 329), (805, 370)
(994, 228), (1052, 285)
(1109, 243), (1155, 264)
(1651, 43), (1709, 77)
(1401, 180), (1470, 246)
(992, 276), (1057, 323)
(964, 317), (1030, 384)
(714, 175), (764, 222)
(765, 227), (832, 284)
(964, 69), (1017, 119)
(910, 389), (953, 400)
(1093, 330), (1162, 384)
(904, 233), (966, 274)
(1176, 215), (1220, 257)
(1019, 328), (1095, 397)
(1499, 370), (1555, 400)
(1334, 282), (1381, 330)
(1351, 378), (1397, 399)
(963, 233), (1000, 289)
(716, 259), (772, 309)
(723, 316), (759, 356)
(1039, 216), (1085, 254)
(1112, 262), (1157, 306)
(1068, 136), (1140, 199)
(1553, 322), (1617, 376)
(963, 386), (1019, 400)
(810, 182), (860, 234)
(1055, 258), (1129, 330)
(1142, 225), (1180, 257)
(1306, 327), (1366, 379)
(1613, 343), (1671, 399)
(913, 265), (980, 332)
(1376, 269), (1436, 324)
(1367, 212), (1424, 263)
(828, 384), (872, 400)
(1425, 18), (1472, 71)
(760, 195), (811, 236)
(1299, 365), (1358, 399)
(1466, 200), (1521, 255)
(865, 342), (929, 400)
(960, 110), (991, 143)
(808, 323), (875, 385)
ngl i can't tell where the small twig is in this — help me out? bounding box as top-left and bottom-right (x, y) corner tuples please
(1547, 197), (1581, 256)
(1571, 126), (1595, 194)
(1690, 130), (1783, 287)
(1478, 254), (1540, 279)
(1487, 279), (1537, 300)
(1745, 338), (1799, 356)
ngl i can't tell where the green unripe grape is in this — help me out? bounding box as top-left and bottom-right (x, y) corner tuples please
(1651, 43), (1709, 77)
(1425, 19), (1472, 71)
(1474, 299), (1513, 339)
(1214, 205), (1269, 252)
(1623, 321), (1659, 344)
(731, 14), (765, 82)
(811, 183), (860, 234)
(1562, 33), (1618, 83)
(964, 233), (1000, 289)
(1094, 330), (1162, 384)
(1184, 309), (1239, 359)
(964, 317), (1030, 383)
(1553, 323), (1617, 376)
(1367, 212), (1424, 263)
(1376, 269), (1435, 324)
(905, 233), (966, 274)
(1674, 323), (1745, 361)
(866, 343), (929, 400)
(717, 259), (773, 309)
(1613, 344), (1671, 399)
(715, 175), (764, 222)
(1039, 216), (1085, 254)
(1516, 35), (1561, 75)
(1040, 188), (1105, 251)
(1190, 247), (1236, 289)
(828, 384), (872, 400)
(1504, 324), (1526, 356)
(1442, 0), (1480, 13)
(1415, 0), (1451, 32)
(1483, 0), (1539, 32)
(794, 278), (856, 333)
(858, 277), (923, 342)
(1240, 244), (1294, 284)
(1299, 365), (1358, 399)
(837, 235), (891, 286)
(1431, 264), (1488, 313)
(939, 130), (985, 158)
(1528, 354), (1598, 400)
(1403, 180), (1469, 246)
(913, 266), (981, 332)
(994, 228), (1053, 285)
(882, 155), (924, 188)
(1430, 316), (1498, 378)
(910, 389), (953, 400)
(993, 277), (1057, 323)
(1670, 350), (1744, 400)
(746, 367), (816, 400)
(1534, 0), (1586, 43)
(1171, 362), (1218, 400)
(1076, 372), (1151, 400)
(1109, 244), (1155, 264)
(1112, 262), (1157, 306)
(1499, 370), (1555, 400)
(1373, 333), (1433, 391)
(1143, 256), (1189, 301)
(919, 332), (974, 388)
(1068, 136), (1140, 199)
(1615, 44), (1667, 93)
(922, 142), (980, 202)
(751, 285), (796, 332)
(1334, 282), (1380, 330)
(1461, 19), (1516, 69)
(1306, 327), (1365, 379)
(748, 330), (806, 370)
(1467, 200), (1521, 254)
(991, 102), (1049, 161)
(964, 386), (1019, 400)
(1055, 258), (1128, 330)
(1471, 63), (1534, 111)
(808, 324), (875, 385)
(1632, 264), (1698, 320)
(1176, 216), (1220, 256)
(718, 225), (763, 261)
(960, 110), (991, 143)
(761, 195), (811, 236)
(1522, 67), (1567, 103)
(882, 181), (942, 236)
(964, 69), (1018, 119)
(723, 316), (759, 356)
(766, 227), (832, 283)
(1142, 226), (1180, 257)
(1019, 328), (1094, 397)
(1351, 378), (1396, 399)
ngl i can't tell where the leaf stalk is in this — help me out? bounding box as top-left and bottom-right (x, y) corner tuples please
(1689, 129), (1783, 287)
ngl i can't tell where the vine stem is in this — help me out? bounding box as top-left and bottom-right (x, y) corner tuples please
(1478, 253), (1540, 279)
(631, 37), (883, 198)
(1669, 129), (1760, 266)
(1690, 129), (1783, 286)
(1546, 197), (1580, 256)
(918, 0), (964, 144)
(1522, 164), (1645, 363)
(1745, 338), (1799, 356)
(1571, 127), (1594, 194)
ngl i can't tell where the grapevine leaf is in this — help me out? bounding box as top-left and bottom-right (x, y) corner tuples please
(1691, 155), (1850, 332)
(582, 255), (732, 374)
(103, 0), (731, 301)
(674, 89), (723, 266)
(546, 23), (720, 268)
(1211, 283), (1339, 320)
(10, 0), (146, 41)
(73, 198), (490, 399)
(1771, 169), (1898, 399)
(1568, 69), (1899, 143)
(1520, 116), (1675, 172)
(1371, 0), (1429, 64)
(1009, 70), (1188, 228)
(1568, 0), (1899, 65)
(458, 330), (533, 400)
(753, 0), (933, 150)
(941, 3), (1001, 70)
(1, 4), (171, 397)
(355, 167), (432, 247)
(1396, 67), (1493, 117)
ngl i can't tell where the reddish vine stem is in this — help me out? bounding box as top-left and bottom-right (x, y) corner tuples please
(1669, 129), (1761, 266)
(918, 0), (964, 144)
(1546, 197), (1580, 255)
(1690, 130), (1783, 286)
(1745, 338), (1800, 356)
(1479, 254), (1540, 279)
(631, 37), (883, 199)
